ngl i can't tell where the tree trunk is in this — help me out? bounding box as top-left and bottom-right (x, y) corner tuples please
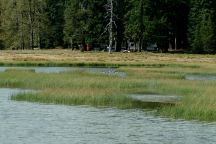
(139, 0), (144, 52)
(20, 12), (25, 50)
(37, 22), (41, 49)
(108, 0), (113, 54)
(28, 0), (34, 49)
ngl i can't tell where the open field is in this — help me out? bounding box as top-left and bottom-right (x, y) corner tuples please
(0, 50), (216, 121)
(0, 50), (215, 66)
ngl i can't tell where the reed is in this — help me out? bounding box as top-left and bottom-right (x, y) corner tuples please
(0, 50), (215, 121)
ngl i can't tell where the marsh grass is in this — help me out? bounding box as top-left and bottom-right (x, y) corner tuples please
(0, 51), (215, 121)
(5, 68), (36, 73)
(12, 91), (168, 109)
(1, 66), (216, 121)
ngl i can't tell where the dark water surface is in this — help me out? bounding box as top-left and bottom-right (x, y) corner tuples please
(0, 88), (216, 144)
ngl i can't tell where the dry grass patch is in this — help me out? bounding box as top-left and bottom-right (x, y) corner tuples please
(0, 50), (215, 66)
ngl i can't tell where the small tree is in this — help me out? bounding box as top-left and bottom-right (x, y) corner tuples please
(190, 9), (215, 53)
(124, 0), (146, 51)
(200, 11), (215, 52)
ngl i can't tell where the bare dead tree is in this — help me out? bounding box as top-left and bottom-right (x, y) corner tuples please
(108, 0), (113, 54)
(105, 0), (116, 54)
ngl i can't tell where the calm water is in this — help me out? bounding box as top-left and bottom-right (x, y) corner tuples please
(0, 67), (126, 77)
(0, 88), (216, 144)
(129, 94), (182, 104)
(185, 74), (216, 81)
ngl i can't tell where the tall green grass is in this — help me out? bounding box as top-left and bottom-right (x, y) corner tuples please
(0, 64), (216, 121)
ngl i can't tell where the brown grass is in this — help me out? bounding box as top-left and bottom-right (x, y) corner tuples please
(0, 50), (215, 65)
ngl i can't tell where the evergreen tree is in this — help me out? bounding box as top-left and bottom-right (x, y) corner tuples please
(0, 0), (215, 53)
(64, 0), (91, 49)
(115, 0), (126, 51)
(1, 0), (20, 49)
(64, 0), (107, 50)
(188, 0), (216, 53)
(146, 0), (189, 51)
(0, 1), (4, 49)
(1, 0), (47, 49)
(124, 0), (189, 52)
(45, 0), (65, 48)
(124, 0), (148, 51)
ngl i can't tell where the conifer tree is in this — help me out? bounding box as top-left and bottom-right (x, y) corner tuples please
(64, 0), (107, 50)
(0, 1), (4, 49)
(188, 0), (216, 53)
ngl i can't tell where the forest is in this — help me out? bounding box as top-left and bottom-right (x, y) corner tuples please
(0, 0), (215, 53)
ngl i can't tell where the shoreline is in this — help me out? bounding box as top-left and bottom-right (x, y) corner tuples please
(0, 50), (215, 121)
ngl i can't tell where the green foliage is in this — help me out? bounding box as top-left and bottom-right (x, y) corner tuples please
(188, 0), (216, 53)
(0, 0), (215, 53)
(124, 0), (189, 51)
(64, 0), (107, 48)
(44, 0), (65, 48)
(0, 1), (4, 49)
(0, 0), (48, 49)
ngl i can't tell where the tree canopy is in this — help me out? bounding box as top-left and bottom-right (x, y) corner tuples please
(0, 0), (215, 53)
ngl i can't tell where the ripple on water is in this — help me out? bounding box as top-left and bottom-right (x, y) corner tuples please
(0, 88), (216, 144)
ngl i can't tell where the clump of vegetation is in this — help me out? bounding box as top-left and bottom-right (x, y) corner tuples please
(5, 68), (35, 73)
(0, 62), (216, 121)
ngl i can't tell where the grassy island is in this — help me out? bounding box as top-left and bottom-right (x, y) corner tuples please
(0, 50), (216, 121)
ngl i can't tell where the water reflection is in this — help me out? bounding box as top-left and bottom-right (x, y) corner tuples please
(185, 74), (216, 81)
(129, 94), (181, 103)
(0, 88), (216, 144)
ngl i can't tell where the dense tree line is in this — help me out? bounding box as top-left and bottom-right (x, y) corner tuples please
(0, 0), (215, 53)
